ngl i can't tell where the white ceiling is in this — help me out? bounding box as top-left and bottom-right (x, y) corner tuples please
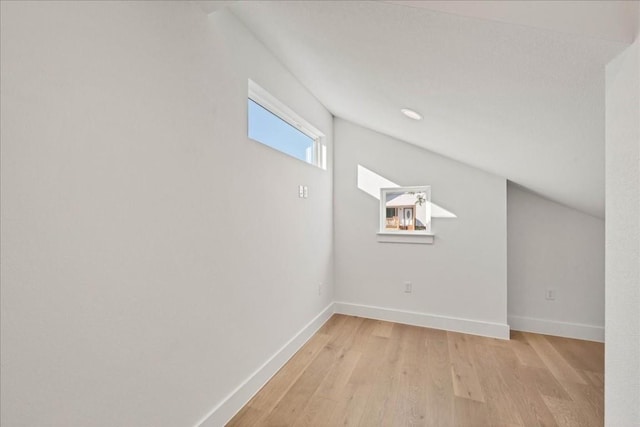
(228, 1), (635, 218)
(388, 1), (638, 44)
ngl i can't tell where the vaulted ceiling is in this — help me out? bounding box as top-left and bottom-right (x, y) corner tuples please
(226, 1), (636, 218)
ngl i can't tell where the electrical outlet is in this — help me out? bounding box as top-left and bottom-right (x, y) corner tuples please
(404, 281), (412, 293)
(545, 289), (556, 300)
(298, 185), (304, 198)
(303, 186), (309, 198)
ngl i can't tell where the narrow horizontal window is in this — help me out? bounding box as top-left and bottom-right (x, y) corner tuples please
(248, 99), (315, 163)
(248, 80), (326, 169)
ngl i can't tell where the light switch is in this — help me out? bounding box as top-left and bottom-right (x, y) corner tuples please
(545, 289), (556, 300)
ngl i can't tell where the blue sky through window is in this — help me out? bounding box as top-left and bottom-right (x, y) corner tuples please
(248, 99), (314, 162)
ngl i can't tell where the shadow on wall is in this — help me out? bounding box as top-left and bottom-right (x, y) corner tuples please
(357, 165), (457, 218)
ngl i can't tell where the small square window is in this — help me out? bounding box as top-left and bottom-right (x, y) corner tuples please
(380, 186), (431, 234)
(248, 80), (326, 169)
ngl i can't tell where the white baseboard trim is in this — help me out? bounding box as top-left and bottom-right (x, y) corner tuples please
(334, 301), (510, 340)
(196, 302), (335, 427)
(508, 315), (604, 342)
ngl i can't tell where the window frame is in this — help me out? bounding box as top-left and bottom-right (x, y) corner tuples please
(248, 79), (326, 170)
(379, 186), (432, 235)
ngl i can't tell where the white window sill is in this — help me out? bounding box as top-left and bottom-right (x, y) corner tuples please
(376, 232), (435, 245)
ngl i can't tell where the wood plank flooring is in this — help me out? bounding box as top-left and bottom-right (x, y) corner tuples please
(227, 315), (604, 426)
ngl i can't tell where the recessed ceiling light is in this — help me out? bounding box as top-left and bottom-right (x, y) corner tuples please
(401, 108), (422, 120)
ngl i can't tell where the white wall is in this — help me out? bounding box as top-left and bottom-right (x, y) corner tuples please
(507, 183), (605, 341)
(604, 25), (640, 427)
(333, 119), (509, 338)
(0, 2), (333, 426)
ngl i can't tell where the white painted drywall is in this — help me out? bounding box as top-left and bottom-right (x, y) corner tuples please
(231, 1), (627, 219)
(0, 2), (333, 426)
(333, 119), (508, 334)
(604, 25), (640, 426)
(388, 1), (639, 44)
(507, 183), (604, 341)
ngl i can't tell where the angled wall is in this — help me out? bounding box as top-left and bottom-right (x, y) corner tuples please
(507, 183), (605, 341)
(333, 119), (508, 338)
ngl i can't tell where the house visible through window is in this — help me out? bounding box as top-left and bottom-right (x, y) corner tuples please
(247, 79), (326, 169)
(380, 186), (431, 234)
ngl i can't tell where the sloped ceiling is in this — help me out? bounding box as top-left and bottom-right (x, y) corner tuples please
(228, 1), (635, 218)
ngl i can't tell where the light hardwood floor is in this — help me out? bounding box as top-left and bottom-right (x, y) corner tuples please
(227, 314), (604, 426)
